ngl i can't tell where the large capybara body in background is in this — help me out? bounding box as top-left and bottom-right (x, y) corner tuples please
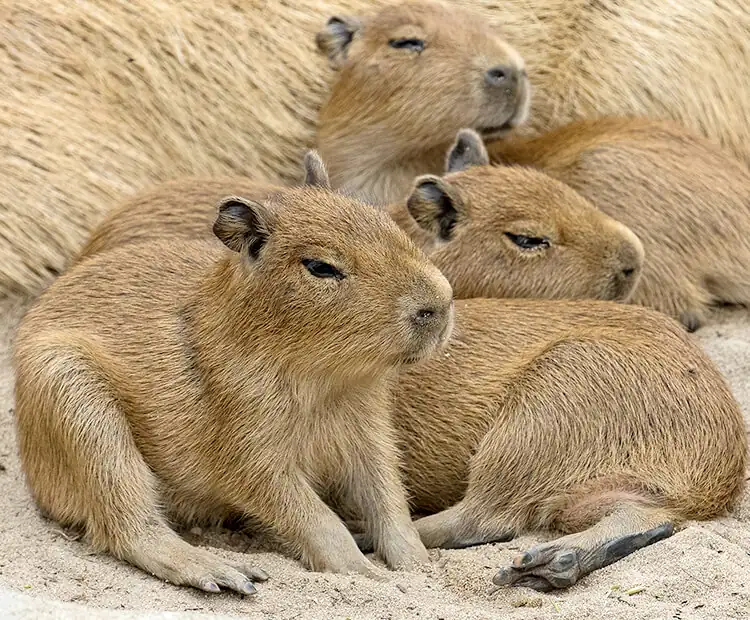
(2, 0), (748, 297)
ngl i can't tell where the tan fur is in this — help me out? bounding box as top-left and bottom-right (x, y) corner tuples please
(18, 223), (748, 591)
(397, 300), (747, 522)
(370, 299), (746, 590)
(486, 117), (750, 331)
(2, 0), (748, 297)
(316, 1), (530, 204)
(390, 132), (643, 302)
(315, 0), (750, 204)
(77, 135), (644, 304)
(13, 155), (455, 593)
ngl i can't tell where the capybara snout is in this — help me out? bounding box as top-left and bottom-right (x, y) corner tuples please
(605, 223), (645, 302)
(398, 268), (455, 364)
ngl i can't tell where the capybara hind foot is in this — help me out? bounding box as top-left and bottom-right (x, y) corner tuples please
(493, 523), (674, 591)
(126, 527), (268, 595)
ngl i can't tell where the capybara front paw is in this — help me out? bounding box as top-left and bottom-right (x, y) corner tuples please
(307, 547), (385, 579)
(379, 527), (430, 571)
(129, 540), (268, 595)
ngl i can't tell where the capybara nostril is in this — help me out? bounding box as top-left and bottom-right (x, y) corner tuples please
(622, 267), (635, 278)
(413, 307), (436, 326)
(485, 65), (517, 88)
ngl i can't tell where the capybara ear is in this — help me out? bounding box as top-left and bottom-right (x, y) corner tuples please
(315, 15), (363, 69)
(406, 176), (465, 241)
(446, 129), (490, 173)
(303, 150), (332, 189)
(213, 196), (272, 258)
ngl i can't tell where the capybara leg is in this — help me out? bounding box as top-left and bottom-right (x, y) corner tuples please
(415, 502), (515, 549)
(493, 504), (674, 591)
(126, 519), (268, 594)
(346, 434), (429, 571)
(251, 473), (382, 578)
(14, 336), (267, 595)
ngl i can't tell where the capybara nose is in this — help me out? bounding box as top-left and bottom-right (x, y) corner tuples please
(485, 65), (519, 88)
(413, 306), (438, 327)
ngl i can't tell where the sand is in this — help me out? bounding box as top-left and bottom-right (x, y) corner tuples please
(0, 296), (748, 620)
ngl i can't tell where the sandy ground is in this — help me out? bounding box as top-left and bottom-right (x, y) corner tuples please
(1, 295), (749, 620)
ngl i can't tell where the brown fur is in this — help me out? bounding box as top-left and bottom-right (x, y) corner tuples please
(30, 157), (748, 593)
(486, 117), (750, 331)
(316, 1), (529, 204)
(78, 132), (644, 304)
(379, 299), (746, 590)
(315, 0), (750, 204)
(2, 0), (748, 297)
(13, 154), (455, 593)
(18, 222), (748, 591)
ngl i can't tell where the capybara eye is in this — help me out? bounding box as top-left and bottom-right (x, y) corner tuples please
(505, 233), (551, 250)
(388, 38), (425, 53)
(302, 258), (345, 280)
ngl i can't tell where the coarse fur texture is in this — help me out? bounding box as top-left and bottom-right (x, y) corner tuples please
(367, 298), (747, 590)
(392, 129), (643, 302)
(316, 1), (530, 204)
(2, 0), (748, 298)
(315, 0), (750, 204)
(29, 156), (748, 595)
(13, 154), (455, 594)
(486, 117), (750, 331)
(18, 240), (748, 592)
(76, 132), (644, 305)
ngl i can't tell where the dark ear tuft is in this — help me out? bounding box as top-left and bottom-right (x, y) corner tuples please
(446, 128), (490, 173)
(303, 150), (331, 188)
(315, 15), (363, 69)
(406, 176), (464, 241)
(213, 196), (271, 258)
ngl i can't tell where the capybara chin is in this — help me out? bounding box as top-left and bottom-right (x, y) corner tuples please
(13, 152), (454, 594)
(2, 0), (748, 297)
(356, 298), (748, 591)
(486, 117), (750, 331)
(77, 130), (644, 306)
(317, 1), (530, 204)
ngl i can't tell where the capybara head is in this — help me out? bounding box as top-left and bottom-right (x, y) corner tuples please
(316, 1), (529, 153)
(212, 151), (454, 376)
(404, 130), (644, 302)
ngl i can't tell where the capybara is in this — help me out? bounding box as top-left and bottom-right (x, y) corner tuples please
(315, 1), (529, 204)
(77, 131), (644, 304)
(314, 0), (750, 204)
(13, 152), (454, 593)
(486, 117), (750, 331)
(362, 299), (747, 591)
(3, 0), (748, 296)
(50, 155), (747, 594)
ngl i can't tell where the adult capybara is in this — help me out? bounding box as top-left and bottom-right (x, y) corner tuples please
(2, 0), (748, 296)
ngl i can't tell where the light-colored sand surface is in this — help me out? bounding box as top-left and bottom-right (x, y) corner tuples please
(1, 296), (748, 620)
